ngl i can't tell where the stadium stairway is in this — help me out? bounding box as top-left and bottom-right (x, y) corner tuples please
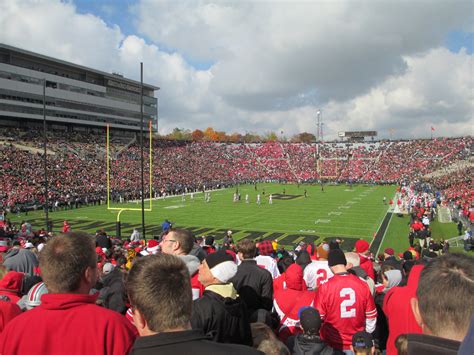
(279, 142), (299, 181)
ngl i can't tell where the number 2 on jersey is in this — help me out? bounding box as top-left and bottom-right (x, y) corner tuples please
(340, 288), (356, 318)
(316, 269), (327, 287)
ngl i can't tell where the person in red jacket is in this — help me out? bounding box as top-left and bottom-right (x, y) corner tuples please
(0, 232), (136, 355)
(0, 271), (24, 303)
(273, 264), (314, 343)
(0, 300), (21, 333)
(382, 264), (423, 355)
(355, 239), (375, 281)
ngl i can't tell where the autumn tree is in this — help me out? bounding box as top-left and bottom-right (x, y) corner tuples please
(166, 128), (191, 140)
(291, 132), (316, 143)
(262, 131), (278, 142)
(191, 129), (205, 141)
(228, 132), (243, 143)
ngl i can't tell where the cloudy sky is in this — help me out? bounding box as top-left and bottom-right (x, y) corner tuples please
(1, 0), (472, 139)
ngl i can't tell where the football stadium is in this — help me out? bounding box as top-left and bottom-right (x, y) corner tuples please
(0, 2), (473, 354)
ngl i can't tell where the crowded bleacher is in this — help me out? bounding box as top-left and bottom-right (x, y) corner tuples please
(1, 127), (472, 212)
(0, 127), (473, 354)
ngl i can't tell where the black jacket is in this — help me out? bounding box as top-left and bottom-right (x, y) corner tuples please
(191, 288), (252, 346)
(131, 329), (262, 355)
(97, 268), (127, 314)
(287, 334), (334, 355)
(406, 333), (460, 355)
(230, 260), (273, 314)
(96, 234), (112, 249)
(373, 292), (389, 351)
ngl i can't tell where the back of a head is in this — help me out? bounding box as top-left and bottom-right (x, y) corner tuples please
(237, 239), (257, 259)
(416, 253), (474, 339)
(170, 229), (194, 254)
(39, 232), (96, 293)
(345, 252), (361, 268)
(126, 254), (192, 333)
(250, 322), (277, 347)
(295, 250), (312, 269)
(352, 331), (374, 355)
(257, 339), (290, 355)
(299, 306), (322, 335)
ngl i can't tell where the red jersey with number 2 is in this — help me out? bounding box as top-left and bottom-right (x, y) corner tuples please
(314, 272), (377, 350)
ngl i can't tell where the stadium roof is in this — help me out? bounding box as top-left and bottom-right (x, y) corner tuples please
(0, 43), (160, 91)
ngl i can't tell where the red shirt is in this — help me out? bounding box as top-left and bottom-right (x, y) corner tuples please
(0, 301), (21, 333)
(315, 273), (377, 350)
(383, 265), (423, 355)
(359, 254), (375, 281)
(191, 273), (205, 300)
(0, 293), (136, 355)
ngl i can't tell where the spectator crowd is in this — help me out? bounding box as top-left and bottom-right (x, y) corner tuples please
(0, 127), (473, 354)
(0, 221), (472, 354)
(1, 127), (472, 213)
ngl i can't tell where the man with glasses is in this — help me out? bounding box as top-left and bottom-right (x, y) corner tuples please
(161, 229), (204, 300)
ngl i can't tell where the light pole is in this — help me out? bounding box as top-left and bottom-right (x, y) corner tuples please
(316, 110), (321, 142)
(43, 79), (49, 231)
(140, 63), (145, 240)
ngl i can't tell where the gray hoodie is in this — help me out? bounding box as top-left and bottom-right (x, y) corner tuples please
(3, 248), (38, 275)
(178, 254), (200, 277)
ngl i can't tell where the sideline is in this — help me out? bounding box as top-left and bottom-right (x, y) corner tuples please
(374, 212), (394, 256)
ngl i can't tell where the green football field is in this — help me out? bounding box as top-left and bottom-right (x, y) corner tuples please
(8, 183), (461, 255)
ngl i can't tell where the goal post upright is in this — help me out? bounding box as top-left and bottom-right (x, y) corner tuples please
(106, 122), (153, 238)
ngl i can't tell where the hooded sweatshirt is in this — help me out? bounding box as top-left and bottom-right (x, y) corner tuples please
(178, 254), (204, 300)
(383, 264), (424, 355)
(0, 293), (136, 355)
(358, 253), (375, 281)
(373, 269), (403, 351)
(274, 264), (315, 343)
(0, 271), (24, 303)
(3, 248), (38, 275)
(383, 270), (402, 292)
(0, 300), (21, 333)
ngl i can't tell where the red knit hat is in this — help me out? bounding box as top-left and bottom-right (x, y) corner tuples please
(355, 239), (370, 253)
(384, 248), (394, 256)
(148, 239), (158, 248)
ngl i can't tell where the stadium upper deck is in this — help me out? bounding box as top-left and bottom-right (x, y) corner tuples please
(0, 44), (158, 133)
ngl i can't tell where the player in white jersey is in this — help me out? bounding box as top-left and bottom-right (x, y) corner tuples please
(257, 194), (261, 205)
(269, 194), (273, 205)
(245, 194), (249, 203)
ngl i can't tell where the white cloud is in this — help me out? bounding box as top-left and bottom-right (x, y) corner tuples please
(0, 0), (472, 139)
(323, 48), (473, 139)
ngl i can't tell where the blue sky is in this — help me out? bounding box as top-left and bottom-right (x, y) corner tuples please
(444, 30), (473, 54)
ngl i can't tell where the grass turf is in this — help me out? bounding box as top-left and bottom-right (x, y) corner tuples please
(10, 183), (393, 249)
(9, 183), (465, 253)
